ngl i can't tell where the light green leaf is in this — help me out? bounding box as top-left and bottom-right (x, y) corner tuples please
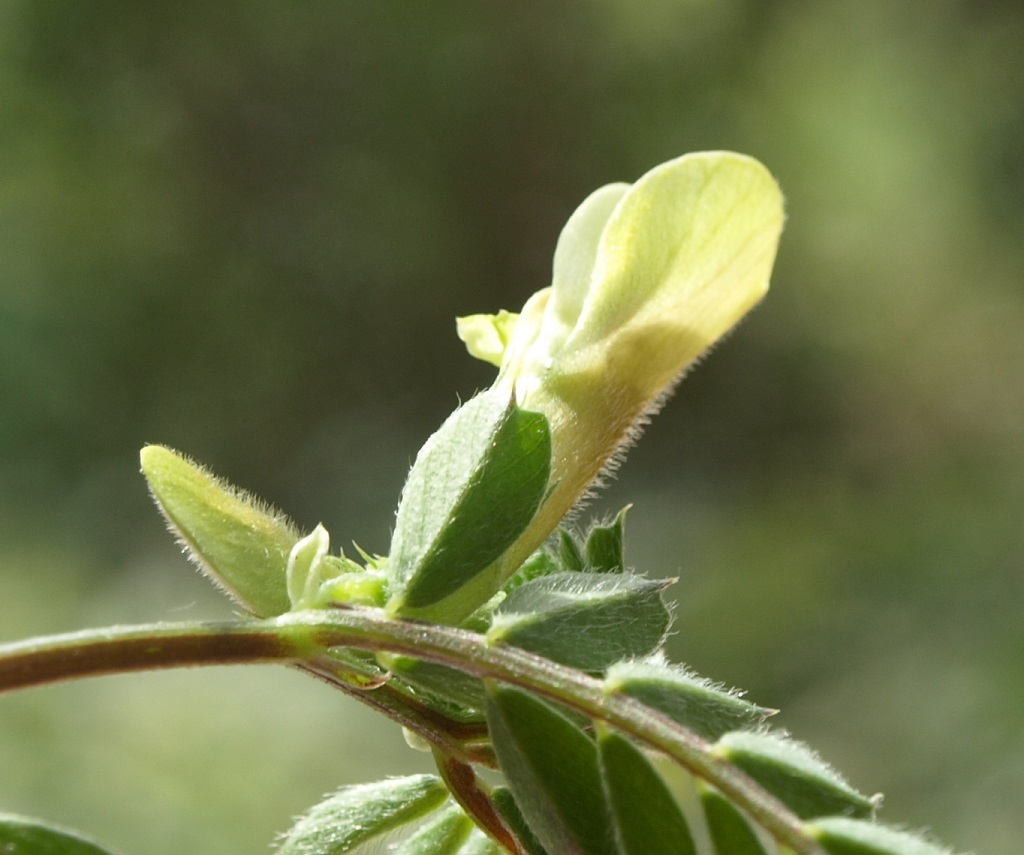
(714, 732), (877, 820)
(392, 803), (472, 855)
(456, 829), (505, 855)
(603, 660), (768, 741)
(698, 783), (771, 855)
(386, 387), (551, 623)
(485, 684), (616, 855)
(487, 572), (671, 671)
(809, 818), (953, 855)
(275, 775), (448, 855)
(382, 655), (486, 717)
(0, 814), (119, 855)
(597, 728), (697, 855)
(140, 445), (298, 616)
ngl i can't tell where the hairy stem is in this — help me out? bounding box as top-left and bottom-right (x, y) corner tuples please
(0, 607), (826, 855)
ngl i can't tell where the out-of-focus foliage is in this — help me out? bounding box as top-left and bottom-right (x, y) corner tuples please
(1, 2), (1021, 854)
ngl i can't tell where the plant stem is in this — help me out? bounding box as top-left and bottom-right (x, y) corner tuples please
(0, 607), (826, 855)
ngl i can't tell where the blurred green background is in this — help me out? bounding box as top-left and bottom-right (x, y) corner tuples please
(1, 2), (1022, 853)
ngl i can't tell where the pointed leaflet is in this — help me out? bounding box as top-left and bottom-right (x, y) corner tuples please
(809, 818), (953, 855)
(714, 732), (877, 820)
(603, 660), (768, 741)
(392, 803), (473, 855)
(387, 387), (551, 623)
(698, 783), (771, 855)
(275, 775), (448, 855)
(597, 728), (697, 855)
(0, 814), (118, 855)
(487, 572), (671, 671)
(485, 684), (617, 855)
(140, 445), (299, 616)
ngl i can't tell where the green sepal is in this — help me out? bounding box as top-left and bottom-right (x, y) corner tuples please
(275, 774), (449, 855)
(558, 529), (585, 572)
(809, 817), (953, 855)
(584, 507), (629, 573)
(597, 727), (697, 855)
(490, 789), (549, 855)
(393, 803), (473, 855)
(603, 660), (769, 741)
(698, 782), (771, 855)
(0, 813), (118, 855)
(387, 387), (552, 623)
(485, 683), (617, 855)
(714, 732), (877, 820)
(140, 444), (298, 616)
(486, 572), (671, 671)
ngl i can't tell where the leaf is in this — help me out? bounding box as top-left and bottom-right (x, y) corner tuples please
(275, 775), (449, 855)
(485, 684), (617, 855)
(603, 660), (768, 741)
(383, 655), (487, 717)
(387, 387), (552, 623)
(0, 814), (118, 855)
(490, 788), (549, 855)
(558, 530), (585, 572)
(392, 803), (473, 855)
(583, 507), (629, 573)
(808, 818), (953, 855)
(487, 572), (671, 671)
(713, 732), (877, 820)
(457, 828), (506, 855)
(698, 783), (771, 855)
(140, 445), (299, 616)
(597, 728), (697, 855)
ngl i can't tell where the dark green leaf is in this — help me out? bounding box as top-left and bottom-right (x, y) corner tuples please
(0, 814), (118, 855)
(809, 818), (952, 855)
(485, 683), (617, 855)
(393, 803), (472, 855)
(487, 572), (671, 671)
(275, 775), (448, 854)
(384, 655), (486, 717)
(714, 732), (877, 820)
(698, 783), (771, 855)
(387, 388), (552, 623)
(584, 508), (629, 573)
(491, 788), (549, 855)
(558, 530), (585, 572)
(604, 660), (768, 741)
(597, 728), (696, 855)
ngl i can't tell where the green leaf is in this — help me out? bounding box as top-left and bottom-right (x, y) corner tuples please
(486, 572), (671, 671)
(387, 387), (552, 623)
(490, 788), (549, 855)
(140, 445), (299, 616)
(603, 660), (768, 741)
(583, 507), (629, 573)
(558, 530), (585, 573)
(809, 818), (953, 855)
(392, 803), (472, 855)
(382, 655), (487, 717)
(456, 828), (505, 855)
(698, 783), (771, 855)
(0, 814), (118, 855)
(485, 684), (616, 855)
(597, 728), (697, 855)
(714, 732), (877, 820)
(275, 775), (449, 855)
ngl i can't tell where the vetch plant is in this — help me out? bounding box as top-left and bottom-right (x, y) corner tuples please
(0, 152), (959, 855)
